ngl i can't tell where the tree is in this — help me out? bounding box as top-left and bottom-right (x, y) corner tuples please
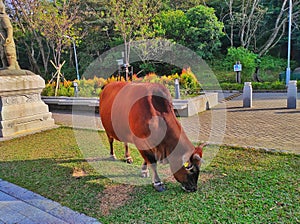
(74, 0), (116, 73)
(35, 0), (82, 72)
(110, 0), (161, 80)
(162, 0), (205, 11)
(153, 10), (188, 45)
(185, 5), (224, 59)
(153, 6), (224, 59)
(9, 0), (83, 79)
(9, 0), (48, 74)
(212, 0), (300, 57)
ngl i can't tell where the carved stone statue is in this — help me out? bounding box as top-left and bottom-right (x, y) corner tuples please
(0, 0), (20, 70)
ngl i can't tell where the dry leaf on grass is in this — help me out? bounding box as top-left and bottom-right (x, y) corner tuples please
(72, 168), (87, 179)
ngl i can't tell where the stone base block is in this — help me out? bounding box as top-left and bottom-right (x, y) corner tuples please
(0, 112), (55, 137)
(0, 69), (56, 138)
(173, 92), (218, 117)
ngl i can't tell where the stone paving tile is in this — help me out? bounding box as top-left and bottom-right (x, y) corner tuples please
(0, 179), (100, 224)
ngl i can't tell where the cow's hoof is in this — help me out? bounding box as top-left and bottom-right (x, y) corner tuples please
(141, 169), (150, 178)
(153, 182), (166, 192)
(109, 155), (117, 161)
(125, 156), (133, 164)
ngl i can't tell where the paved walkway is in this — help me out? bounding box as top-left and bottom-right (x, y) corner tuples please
(180, 92), (300, 154)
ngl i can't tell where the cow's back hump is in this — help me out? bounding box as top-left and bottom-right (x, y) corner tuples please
(100, 82), (175, 143)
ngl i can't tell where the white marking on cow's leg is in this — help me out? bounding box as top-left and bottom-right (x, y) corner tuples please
(149, 163), (160, 183)
(109, 154), (117, 160)
(141, 161), (149, 178)
(149, 163), (166, 192)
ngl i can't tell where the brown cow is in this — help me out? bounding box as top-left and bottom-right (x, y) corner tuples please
(100, 81), (204, 192)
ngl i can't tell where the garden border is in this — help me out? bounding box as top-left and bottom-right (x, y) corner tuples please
(42, 92), (218, 117)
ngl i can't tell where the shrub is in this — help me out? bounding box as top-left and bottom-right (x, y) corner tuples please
(42, 70), (203, 98)
(180, 68), (201, 90)
(220, 82), (243, 91)
(224, 47), (257, 82)
(218, 81), (286, 91)
(57, 85), (74, 97)
(271, 81), (286, 89)
(259, 55), (287, 82)
(42, 77), (106, 97)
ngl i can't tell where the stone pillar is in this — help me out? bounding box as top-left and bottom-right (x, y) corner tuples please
(175, 79), (180, 99)
(243, 82), (252, 108)
(0, 70), (55, 138)
(287, 80), (297, 109)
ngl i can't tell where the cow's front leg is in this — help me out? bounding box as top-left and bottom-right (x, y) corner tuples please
(124, 142), (133, 164)
(149, 163), (166, 192)
(141, 160), (149, 178)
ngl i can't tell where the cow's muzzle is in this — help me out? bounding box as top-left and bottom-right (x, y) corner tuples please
(181, 184), (197, 193)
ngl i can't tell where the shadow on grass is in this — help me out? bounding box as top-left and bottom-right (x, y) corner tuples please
(0, 157), (115, 219)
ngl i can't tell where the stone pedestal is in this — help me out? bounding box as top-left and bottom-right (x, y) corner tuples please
(287, 80), (297, 109)
(0, 69), (55, 138)
(243, 82), (252, 108)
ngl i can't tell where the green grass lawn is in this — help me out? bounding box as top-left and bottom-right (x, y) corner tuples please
(0, 127), (299, 223)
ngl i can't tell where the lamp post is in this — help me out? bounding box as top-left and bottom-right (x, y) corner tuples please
(63, 35), (80, 80)
(286, 0), (292, 86)
(116, 59), (123, 80)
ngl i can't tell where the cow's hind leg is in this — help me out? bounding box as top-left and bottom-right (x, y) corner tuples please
(108, 136), (117, 160)
(141, 160), (149, 178)
(124, 143), (133, 164)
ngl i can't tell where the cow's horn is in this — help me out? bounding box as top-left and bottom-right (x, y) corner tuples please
(198, 142), (208, 148)
(193, 154), (201, 161)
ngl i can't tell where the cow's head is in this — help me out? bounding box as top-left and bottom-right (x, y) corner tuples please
(174, 144), (204, 192)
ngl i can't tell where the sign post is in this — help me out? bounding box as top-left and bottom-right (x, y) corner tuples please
(234, 61), (242, 84)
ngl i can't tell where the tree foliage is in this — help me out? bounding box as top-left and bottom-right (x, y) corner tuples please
(154, 10), (188, 44)
(210, 0), (300, 57)
(9, 0), (83, 79)
(185, 5), (224, 58)
(35, 0), (82, 67)
(154, 5), (224, 59)
(110, 0), (161, 80)
(4, 0), (300, 80)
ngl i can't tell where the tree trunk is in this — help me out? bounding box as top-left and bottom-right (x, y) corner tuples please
(252, 66), (261, 82)
(23, 40), (41, 75)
